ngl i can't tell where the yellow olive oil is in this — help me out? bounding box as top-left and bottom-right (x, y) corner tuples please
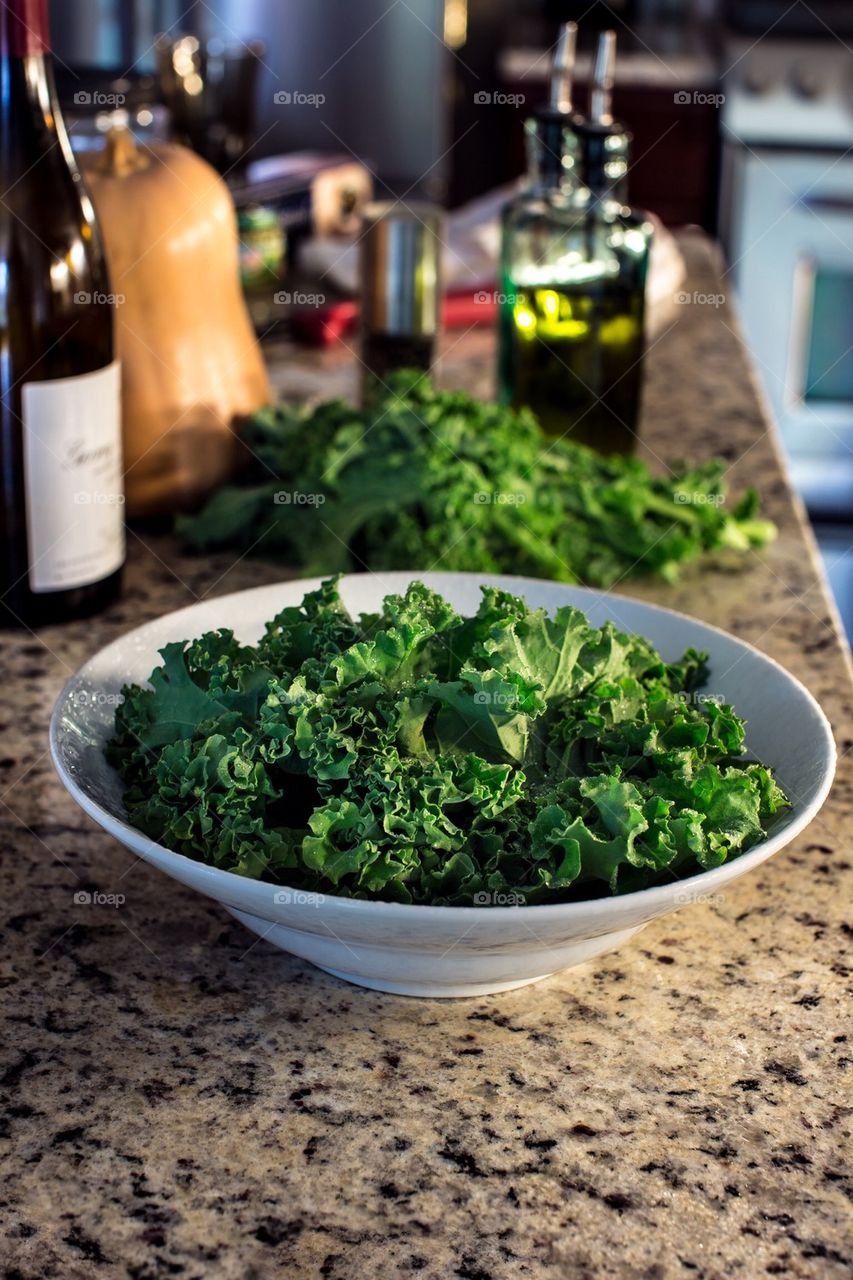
(499, 277), (645, 452)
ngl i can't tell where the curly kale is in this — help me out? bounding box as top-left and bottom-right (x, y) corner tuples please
(105, 578), (788, 905)
(178, 373), (775, 587)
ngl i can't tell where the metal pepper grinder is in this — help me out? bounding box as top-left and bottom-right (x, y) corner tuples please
(358, 201), (444, 406)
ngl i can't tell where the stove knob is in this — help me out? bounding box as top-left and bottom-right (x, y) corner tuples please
(742, 61), (774, 95)
(790, 62), (824, 99)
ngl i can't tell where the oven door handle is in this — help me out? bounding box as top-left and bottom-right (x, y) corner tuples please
(801, 195), (853, 215)
(785, 256), (814, 411)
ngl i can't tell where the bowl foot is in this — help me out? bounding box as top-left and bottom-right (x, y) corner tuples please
(313, 964), (557, 998)
(226, 906), (647, 998)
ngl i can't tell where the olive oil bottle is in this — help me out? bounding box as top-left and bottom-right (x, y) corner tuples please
(499, 29), (652, 454)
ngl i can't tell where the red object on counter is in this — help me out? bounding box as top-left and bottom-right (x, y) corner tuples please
(292, 290), (497, 346)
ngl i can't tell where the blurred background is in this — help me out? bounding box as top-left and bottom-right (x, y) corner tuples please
(49, 0), (853, 638)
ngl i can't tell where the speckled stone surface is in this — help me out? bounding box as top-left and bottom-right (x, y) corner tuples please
(1, 235), (851, 1280)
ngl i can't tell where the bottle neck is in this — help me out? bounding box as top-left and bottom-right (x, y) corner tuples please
(0, 5), (71, 181)
(523, 112), (582, 198)
(0, 0), (51, 57)
(574, 120), (631, 208)
(0, 0), (56, 127)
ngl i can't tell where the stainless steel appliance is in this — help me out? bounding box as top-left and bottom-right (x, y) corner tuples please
(49, 0), (451, 196)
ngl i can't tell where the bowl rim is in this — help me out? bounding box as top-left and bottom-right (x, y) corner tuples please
(49, 571), (838, 922)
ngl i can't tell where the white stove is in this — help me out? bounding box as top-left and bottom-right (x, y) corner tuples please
(723, 37), (853, 149)
(721, 36), (853, 518)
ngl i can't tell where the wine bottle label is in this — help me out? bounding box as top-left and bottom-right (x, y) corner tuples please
(22, 361), (125, 593)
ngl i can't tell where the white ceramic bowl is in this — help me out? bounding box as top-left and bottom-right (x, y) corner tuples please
(50, 572), (835, 998)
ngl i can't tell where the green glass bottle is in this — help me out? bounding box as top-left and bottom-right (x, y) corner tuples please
(499, 29), (653, 455)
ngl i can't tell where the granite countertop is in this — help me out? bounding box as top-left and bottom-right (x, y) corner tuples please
(2, 235), (851, 1279)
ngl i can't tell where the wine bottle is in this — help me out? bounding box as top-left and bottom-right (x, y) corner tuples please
(0, 0), (124, 628)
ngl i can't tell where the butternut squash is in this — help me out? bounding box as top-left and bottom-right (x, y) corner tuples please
(81, 127), (271, 517)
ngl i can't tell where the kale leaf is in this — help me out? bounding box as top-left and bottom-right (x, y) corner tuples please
(105, 578), (788, 905)
(178, 373), (775, 587)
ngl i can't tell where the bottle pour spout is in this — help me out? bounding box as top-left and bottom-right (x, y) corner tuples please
(589, 30), (616, 127)
(549, 22), (578, 115)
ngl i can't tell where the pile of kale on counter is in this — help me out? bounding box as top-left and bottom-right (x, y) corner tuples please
(177, 373), (775, 587)
(106, 578), (788, 905)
